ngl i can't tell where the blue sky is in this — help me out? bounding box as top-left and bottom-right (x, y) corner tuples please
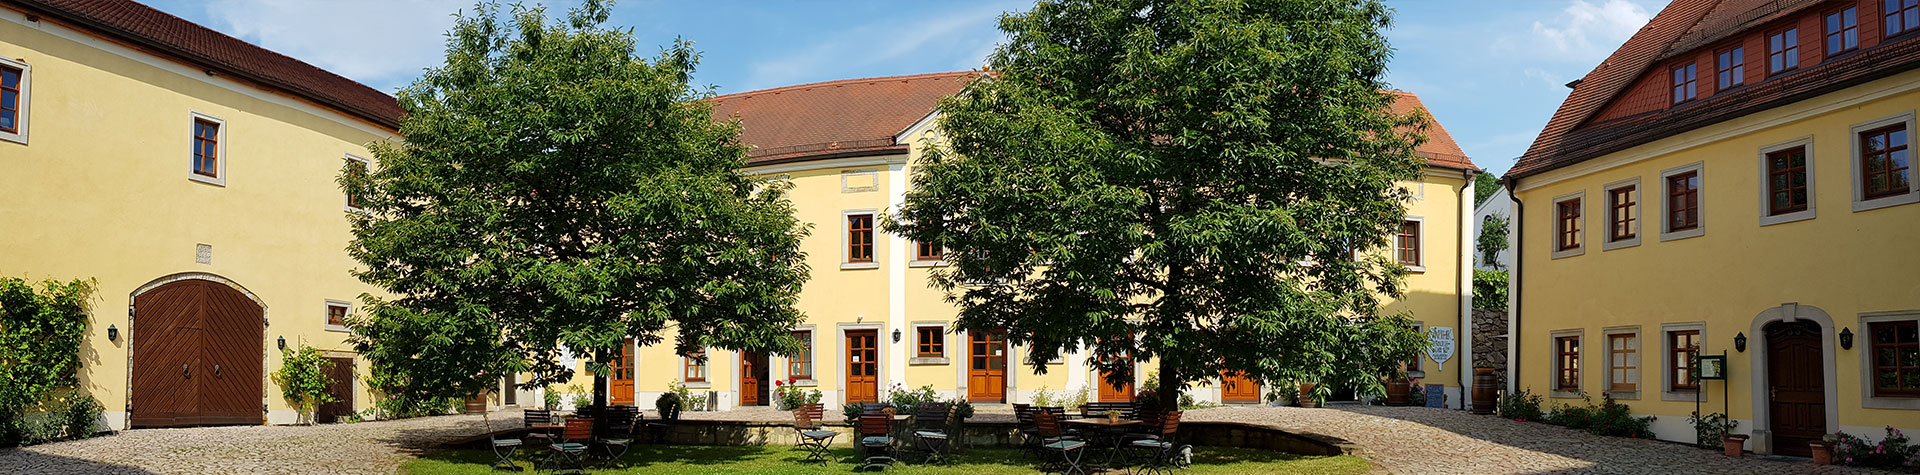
(145, 0), (1665, 175)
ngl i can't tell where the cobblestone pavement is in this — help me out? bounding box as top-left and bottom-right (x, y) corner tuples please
(0, 411), (521, 474)
(1184, 405), (1894, 474)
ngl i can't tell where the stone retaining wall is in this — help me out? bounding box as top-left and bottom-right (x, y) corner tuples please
(1473, 308), (1508, 387)
(464, 419), (1345, 456)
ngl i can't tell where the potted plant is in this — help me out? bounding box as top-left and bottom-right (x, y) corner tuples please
(1297, 381), (1322, 408)
(1105, 409), (1122, 424)
(1723, 433), (1749, 457)
(1812, 434), (1837, 465)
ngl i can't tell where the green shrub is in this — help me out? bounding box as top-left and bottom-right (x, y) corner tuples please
(272, 345), (337, 425)
(888, 383), (938, 410)
(841, 402), (865, 425)
(1545, 392), (1654, 438)
(566, 384), (593, 409)
(654, 390), (682, 420)
(0, 277), (95, 447)
(1831, 427), (1917, 468)
(1497, 388), (1544, 421)
(543, 387), (561, 410)
(1473, 270), (1508, 311)
(1687, 411), (1738, 449)
(60, 394), (102, 439)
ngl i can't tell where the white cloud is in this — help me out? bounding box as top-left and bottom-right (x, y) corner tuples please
(202, 0), (469, 92)
(739, 4), (1009, 91)
(1522, 67), (1567, 91)
(1493, 0), (1652, 62)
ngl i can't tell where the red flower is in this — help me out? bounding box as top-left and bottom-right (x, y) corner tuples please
(775, 380), (784, 386)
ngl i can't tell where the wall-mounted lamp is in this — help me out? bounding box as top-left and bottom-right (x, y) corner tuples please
(892, 328), (903, 343)
(277, 336), (286, 350)
(1734, 332), (1747, 352)
(107, 325), (119, 342)
(1840, 327), (1855, 350)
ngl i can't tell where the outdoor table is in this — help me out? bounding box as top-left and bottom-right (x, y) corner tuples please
(1060, 418), (1142, 468)
(888, 413), (913, 450)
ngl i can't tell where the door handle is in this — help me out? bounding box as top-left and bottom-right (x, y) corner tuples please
(215, 365), (221, 377)
(183, 364), (190, 378)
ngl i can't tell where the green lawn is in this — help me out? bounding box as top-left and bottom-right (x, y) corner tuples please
(401, 445), (1370, 474)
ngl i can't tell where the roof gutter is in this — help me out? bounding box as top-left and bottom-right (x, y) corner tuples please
(10, 0), (402, 130)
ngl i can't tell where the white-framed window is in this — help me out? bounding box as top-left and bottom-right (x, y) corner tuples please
(1550, 328), (1585, 398)
(1757, 137), (1817, 226)
(910, 322), (949, 365)
(842, 210), (879, 270)
(324, 300), (353, 333)
(344, 153), (372, 213)
(788, 326), (816, 384)
(1850, 112), (1917, 212)
(1603, 326), (1640, 400)
(1661, 322), (1706, 402)
(1601, 177), (1642, 251)
(684, 349), (710, 387)
(0, 56), (30, 145)
(1659, 162), (1705, 241)
(1859, 310), (1920, 410)
(1550, 191), (1585, 259)
(189, 112), (228, 186)
(1406, 322), (1425, 378)
(1395, 217), (1424, 272)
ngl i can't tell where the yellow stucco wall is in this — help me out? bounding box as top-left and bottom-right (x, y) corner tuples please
(0, 12), (394, 428)
(1381, 173), (1473, 405)
(1513, 68), (1920, 451)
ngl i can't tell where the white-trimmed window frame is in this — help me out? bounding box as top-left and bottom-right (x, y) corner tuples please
(0, 56), (30, 145)
(323, 300), (353, 333)
(683, 349), (711, 389)
(841, 209), (879, 270)
(344, 153), (372, 214)
(1661, 322), (1708, 402)
(1602, 326), (1641, 400)
(1859, 310), (1920, 409)
(1849, 112), (1919, 212)
(1550, 191), (1586, 259)
(1659, 162), (1706, 241)
(1550, 328), (1585, 399)
(1757, 137), (1818, 225)
(787, 325), (817, 386)
(909, 322), (950, 365)
(188, 111), (228, 187)
(1406, 322), (1426, 378)
(1396, 217), (1426, 272)
(1601, 177), (1642, 251)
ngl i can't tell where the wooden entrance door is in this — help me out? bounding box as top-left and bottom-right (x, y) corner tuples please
(968, 330), (1007, 402)
(1098, 357), (1135, 402)
(846, 330), (879, 402)
(1767, 320), (1826, 457)
(741, 352), (769, 406)
(316, 357), (355, 423)
(130, 279), (264, 428)
(611, 338), (635, 405)
(1221, 371), (1261, 404)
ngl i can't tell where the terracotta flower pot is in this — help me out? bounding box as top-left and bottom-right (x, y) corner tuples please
(1810, 442), (1832, 465)
(1723, 434), (1748, 457)
(1298, 383), (1319, 408)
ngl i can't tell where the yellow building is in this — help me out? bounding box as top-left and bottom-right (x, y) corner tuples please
(1, 1), (398, 428)
(1507, 0), (1920, 455)
(558, 73), (1483, 411)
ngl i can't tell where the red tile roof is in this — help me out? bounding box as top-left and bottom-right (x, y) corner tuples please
(715, 72), (1475, 170)
(12, 0), (403, 129)
(1509, 0), (1848, 179)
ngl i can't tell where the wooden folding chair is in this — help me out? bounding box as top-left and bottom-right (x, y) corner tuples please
(857, 413), (896, 470)
(539, 417), (594, 474)
(791, 404), (837, 464)
(911, 402), (954, 464)
(1035, 411), (1087, 475)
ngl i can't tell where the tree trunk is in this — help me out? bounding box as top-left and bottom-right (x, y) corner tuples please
(1158, 365), (1179, 410)
(593, 350), (609, 432)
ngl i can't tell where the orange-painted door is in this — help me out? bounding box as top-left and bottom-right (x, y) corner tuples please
(611, 338), (635, 405)
(741, 352), (768, 406)
(1221, 370), (1261, 404)
(846, 330), (879, 402)
(1098, 356), (1135, 402)
(967, 330), (1007, 402)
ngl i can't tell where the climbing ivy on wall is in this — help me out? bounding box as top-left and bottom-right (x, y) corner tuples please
(0, 276), (96, 445)
(272, 345), (337, 425)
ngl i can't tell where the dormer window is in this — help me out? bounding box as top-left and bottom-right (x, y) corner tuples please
(1768, 28), (1800, 74)
(1827, 7), (1859, 54)
(1888, 0), (1920, 37)
(1715, 47), (1744, 89)
(1670, 63), (1697, 104)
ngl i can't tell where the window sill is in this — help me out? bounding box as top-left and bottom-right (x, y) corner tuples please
(909, 357), (949, 365)
(188, 173), (226, 187)
(324, 324), (352, 334)
(1601, 236), (1641, 251)
(1853, 192), (1919, 213)
(841, 262), (879, 270)
(1405, 371), (1426, 379)
(345, 206), (370, 215)
(908, 260), (948, 268)
(1607, 390), (1640, 401)
(1402, 265), (1426, 273)
(1758, 208), (1815, 226)
(1549, 390), (1582, 399)
(683, 382), (712, 389)
(789, 379), (817, 387)
(1659, 227), (1704, 242)
(1549, 247), (1585, 260)
(0, 131), (24, 145)
(1663, 390), (1705, 402)
(1863, 395), (1920, 410)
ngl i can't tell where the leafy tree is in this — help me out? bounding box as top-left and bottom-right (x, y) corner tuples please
(0, 277), (93, 446)
(886, 0), (1429, 408)
(342, 0), (810, 414)
(271, 345), (336, 425)
(1477, 214), (1509, 270)
(1473, 171), (1500, 207)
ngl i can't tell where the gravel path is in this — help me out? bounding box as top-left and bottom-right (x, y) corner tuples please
(0, 411), (521, 474)
(1184, 405), (1892, 474)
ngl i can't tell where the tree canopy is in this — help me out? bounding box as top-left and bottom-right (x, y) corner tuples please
(342, 0), (810, 408)
(886, 0), (1431, 406)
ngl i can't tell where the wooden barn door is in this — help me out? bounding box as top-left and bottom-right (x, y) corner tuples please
(131, 279), (263, 427)
(1767, 320), (1826, 457)
(1221, 371), (1261, 404)
(846, 330), (879, 402)
(611, 338), (635, 405)
(967, 330), (1007, 402)
(316, 357), (355, 423)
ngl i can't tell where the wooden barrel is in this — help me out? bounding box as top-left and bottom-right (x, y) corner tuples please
(1385, 379), (1411, 406)
(465, 394), (488, 414)
(1470, 367), (1498, 415)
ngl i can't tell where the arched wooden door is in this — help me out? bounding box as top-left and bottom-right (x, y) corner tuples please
(1766, 320), (1825, 457)
(131, 279), (264, 427)
(1221, 371), (1261, 404)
